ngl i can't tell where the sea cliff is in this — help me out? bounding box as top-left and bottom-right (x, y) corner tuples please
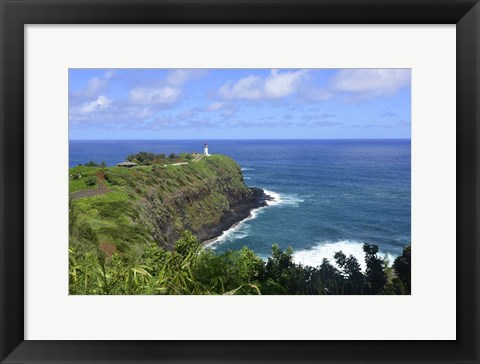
(69, 154), (268, 254)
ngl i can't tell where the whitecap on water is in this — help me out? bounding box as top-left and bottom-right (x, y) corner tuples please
(206, 189), (307, 248)
(206, 227), (251, 250)
(293, 240), (398, 271)
(263, 189), (281, 206)
(206, 205), (267, 248)
(206, 189), (282, 248)
(263, 189), (304, 207)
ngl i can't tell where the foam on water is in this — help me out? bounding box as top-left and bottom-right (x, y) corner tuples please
(205, 207), (267, 248)
(263, 189), (281, 206)
(241, 167), (254, 171)
(206, 189), (306, 248)
(205, 208), (261, 249)
(293, 240), (397, 271)
(206, 190), (280, 248)
(263, 189), (304, 207)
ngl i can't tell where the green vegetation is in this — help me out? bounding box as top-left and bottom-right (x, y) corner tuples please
(126, 151), (194, 165)
(69, 166), (101, 192)
(69, 230), (411, 295)
(69, 154), (255, 255)
(76, 160), (104, 167)
(69, 152), (411, 295)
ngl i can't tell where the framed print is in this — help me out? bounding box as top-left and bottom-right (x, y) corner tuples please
(1, 0), (479, 363)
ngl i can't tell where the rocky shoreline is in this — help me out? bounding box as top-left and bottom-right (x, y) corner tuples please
(200, 187), (272, 244)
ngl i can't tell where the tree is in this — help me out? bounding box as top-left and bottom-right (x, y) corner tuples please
(173, 231), (200, 257)
(85, 176), (96, 186)
(318, 258), (343, 295)
(142, 243), (167, 272)
(334, 251), (365, 294)
(263, 244), (312, 294)
(363, 244), (387, 294)
(393, 245), (411, 294)
(264, 244), (294, 280)
(86, 160), (99, 167)
(236, 246), (265, 283)
(126, 152), (160, 165)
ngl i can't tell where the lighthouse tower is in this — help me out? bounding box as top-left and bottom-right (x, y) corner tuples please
(204, 143), (210, 156)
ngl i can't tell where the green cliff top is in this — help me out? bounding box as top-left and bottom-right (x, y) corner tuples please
(69, 154), (252, 257)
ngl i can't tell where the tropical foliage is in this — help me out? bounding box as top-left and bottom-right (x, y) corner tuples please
(69, 230), (411, 295)
(126, 151), (193, 165)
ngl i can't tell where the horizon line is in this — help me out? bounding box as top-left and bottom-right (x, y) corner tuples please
(69, 138), (411, 141)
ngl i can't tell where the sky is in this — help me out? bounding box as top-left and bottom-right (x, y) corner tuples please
(69, 68), (411, 140)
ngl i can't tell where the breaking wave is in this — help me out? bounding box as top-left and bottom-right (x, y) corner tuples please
(293, 240), (398, 271)
(205, 207), (265, 249)
(206, 189), (306, 248)
(206, 189), (279, 248)
(263, 189), (304, 207)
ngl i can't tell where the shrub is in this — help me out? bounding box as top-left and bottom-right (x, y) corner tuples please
(85, 176), (96, 186)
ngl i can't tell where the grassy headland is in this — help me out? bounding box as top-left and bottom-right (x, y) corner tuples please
(70, 154), (268, 255)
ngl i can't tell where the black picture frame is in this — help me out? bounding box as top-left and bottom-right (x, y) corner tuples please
(1, 0), (479, 363)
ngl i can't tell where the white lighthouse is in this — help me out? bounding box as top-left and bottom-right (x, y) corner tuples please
(204, 143), (210, 156)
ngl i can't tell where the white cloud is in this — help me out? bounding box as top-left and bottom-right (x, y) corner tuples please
(219, 75), (263, 100)
(331, 69), (410, 98)
(129, 86), (180, 104)
(126, 69), (203, 106)
(207, 102), (225, 111)
(83, 77), (104, 97)
(80, 95), (111, 113)
(104, 69), (115, 79)
(166, 70), (191, 86)
(264, 69), (307, 98)
(219, 69), (308, 100)
(206, 101), (238, 118)
(70, 102), (156, 129)
(166, 69), (206, 86)
(75, 70), (114, 98)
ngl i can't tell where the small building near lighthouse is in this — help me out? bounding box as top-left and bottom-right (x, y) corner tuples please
(116, 161), (138, 168)
(204, 143), (210, 156)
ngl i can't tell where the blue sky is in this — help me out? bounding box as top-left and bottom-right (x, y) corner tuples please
(69, 69), (411, 140)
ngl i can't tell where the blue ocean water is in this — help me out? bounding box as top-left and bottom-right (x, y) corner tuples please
(69, 139), (410, 267)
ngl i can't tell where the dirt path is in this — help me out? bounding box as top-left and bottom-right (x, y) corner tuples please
(70, 188), (110, 200)
(70, 172), (110, 200)
(192, 155), (204, 163)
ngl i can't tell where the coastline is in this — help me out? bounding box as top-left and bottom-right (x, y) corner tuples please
(201, 187), (273, 246)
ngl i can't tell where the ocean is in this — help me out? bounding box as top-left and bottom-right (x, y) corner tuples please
(69, 139), (411, 268)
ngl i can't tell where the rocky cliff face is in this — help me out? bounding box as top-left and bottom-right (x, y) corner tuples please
(138, 157), (268, 249)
